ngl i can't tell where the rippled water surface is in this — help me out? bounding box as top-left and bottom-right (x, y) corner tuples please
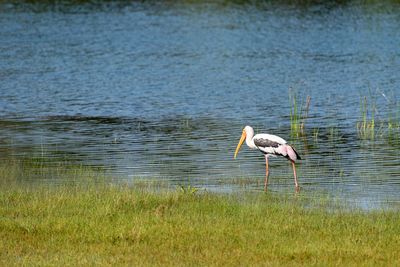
(1, 1), (400, 209)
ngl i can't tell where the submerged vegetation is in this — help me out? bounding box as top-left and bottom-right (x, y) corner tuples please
(356, 93), (400, 142)
(287, 89), (400, 143)
(0, 161), (399, 266)
(0, 157), (109, 187)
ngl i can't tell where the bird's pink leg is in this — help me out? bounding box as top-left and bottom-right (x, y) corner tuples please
(291, 160), (300, 192)
(264, 155), (269, 191)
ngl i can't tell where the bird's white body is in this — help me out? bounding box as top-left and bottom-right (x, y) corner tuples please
(242, 126), (299, 162)
(234, 125), (300, 191)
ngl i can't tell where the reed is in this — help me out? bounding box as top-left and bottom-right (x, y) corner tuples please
(357, 96), (376, 140)
(312, 127), (320, 142)
(326, 127), (342, 147)
(289, 91), (311, 137)
(356, 93), (400, 142)
(386, 101), (400, 143)
(387, 117), (400, 143)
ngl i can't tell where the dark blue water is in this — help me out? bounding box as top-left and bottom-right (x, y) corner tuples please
(1, 1), (400, 209)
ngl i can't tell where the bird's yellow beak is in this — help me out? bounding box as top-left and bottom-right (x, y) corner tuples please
(234, 130), (246, 159)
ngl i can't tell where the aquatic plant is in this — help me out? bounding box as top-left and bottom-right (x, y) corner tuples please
(387, 117), (400, 143)
(0, 157), (108, 187)
(386, 98), (400, 143)
(357, 96), (376, 140)
(289, 91), (311, 137)
(179, 184), (199, 195)
(312, 127), (320, 143)
(357, 92), (400, 142)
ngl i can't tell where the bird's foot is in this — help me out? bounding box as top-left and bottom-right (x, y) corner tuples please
(295, 186), (300, 193)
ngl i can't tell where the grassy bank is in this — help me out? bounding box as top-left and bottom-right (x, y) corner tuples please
(1, 183), (399, 266)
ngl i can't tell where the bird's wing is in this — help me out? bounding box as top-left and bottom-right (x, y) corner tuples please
(253, 134), (287, 145)
(253, 134), (288, 156)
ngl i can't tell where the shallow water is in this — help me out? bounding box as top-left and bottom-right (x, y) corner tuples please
(1, 1), (400, 209)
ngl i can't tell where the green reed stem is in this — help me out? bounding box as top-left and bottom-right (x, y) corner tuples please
(289, 91), (310, 138)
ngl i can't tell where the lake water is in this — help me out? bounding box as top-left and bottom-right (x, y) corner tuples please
(1, 1), (400, 209)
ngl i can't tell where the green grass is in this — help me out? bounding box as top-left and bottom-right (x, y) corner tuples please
(0, 186), (400, 266)
(1, 184), (399, 266)
(1, 160), (400, 266)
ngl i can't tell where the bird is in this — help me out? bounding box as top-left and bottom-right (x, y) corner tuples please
(234, 125), (301, 192)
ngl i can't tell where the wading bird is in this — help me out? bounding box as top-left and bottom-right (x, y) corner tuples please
(234, 126), (301, 192)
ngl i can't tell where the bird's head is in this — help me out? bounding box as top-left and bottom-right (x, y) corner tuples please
(234, 127), (248, 159)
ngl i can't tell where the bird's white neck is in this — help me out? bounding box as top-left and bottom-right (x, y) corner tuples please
(244, 126), (257, 149)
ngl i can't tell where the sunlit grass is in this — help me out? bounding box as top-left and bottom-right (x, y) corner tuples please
(0, 162), (399, 266)
(1, 184), (399, 266)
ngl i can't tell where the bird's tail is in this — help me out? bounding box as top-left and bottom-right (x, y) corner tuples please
(287, 145), (301, 162)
